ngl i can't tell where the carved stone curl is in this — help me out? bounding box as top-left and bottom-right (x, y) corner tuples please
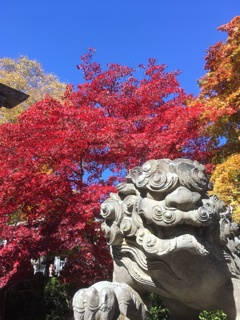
(73, 158), (240, 320)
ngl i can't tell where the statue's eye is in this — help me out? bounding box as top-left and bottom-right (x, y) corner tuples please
(193, 168), (199, 174)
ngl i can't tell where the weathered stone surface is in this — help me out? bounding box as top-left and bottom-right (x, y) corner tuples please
(73, 158), (240, 320)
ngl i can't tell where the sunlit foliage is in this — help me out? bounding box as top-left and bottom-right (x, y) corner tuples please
(0, 51), (203, 288)
(197, 16), (240, 163)
(0, 56), (66, 123)
(210, 154), (240, 222)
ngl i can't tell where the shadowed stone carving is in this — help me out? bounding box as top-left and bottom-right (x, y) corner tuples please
(73, 158), (240, 320)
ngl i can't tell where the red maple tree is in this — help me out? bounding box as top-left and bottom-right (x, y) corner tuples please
(0, 50), (204, 288)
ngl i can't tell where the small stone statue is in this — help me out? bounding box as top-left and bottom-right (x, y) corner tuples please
(72, 281), (148, 320)
(73, 158), (240, 320)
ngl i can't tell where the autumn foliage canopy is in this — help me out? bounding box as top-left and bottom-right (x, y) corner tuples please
(0, 16), (239, 289)
(0, 50), (205, 288)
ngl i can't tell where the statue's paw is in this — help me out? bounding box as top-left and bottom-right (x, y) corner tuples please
(73, 285), (117, 320)
(72, 281), (148, 320)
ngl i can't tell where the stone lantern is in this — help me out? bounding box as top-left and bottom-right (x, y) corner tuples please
(0, 83), (29, 108)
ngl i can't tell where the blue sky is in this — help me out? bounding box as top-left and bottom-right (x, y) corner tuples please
(1, 1), (239, 95)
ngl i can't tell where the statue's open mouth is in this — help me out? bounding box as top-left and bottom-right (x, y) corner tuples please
(135, 223), (211, 257)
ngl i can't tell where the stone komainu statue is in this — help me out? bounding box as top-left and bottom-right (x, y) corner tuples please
(73, 158), (240, 320)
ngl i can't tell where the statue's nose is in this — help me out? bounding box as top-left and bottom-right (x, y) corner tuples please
(165, 186), (201, 211)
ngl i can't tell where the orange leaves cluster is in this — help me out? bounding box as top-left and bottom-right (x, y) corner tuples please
(193, 17), (240, 224)
(200, 16), (240, 101)
(197, 17), (240, 161)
